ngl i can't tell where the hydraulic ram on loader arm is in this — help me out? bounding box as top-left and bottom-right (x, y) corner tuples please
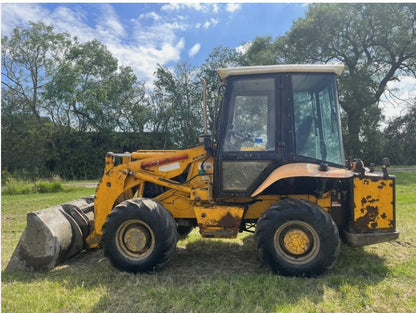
(86, 146), (209, 247)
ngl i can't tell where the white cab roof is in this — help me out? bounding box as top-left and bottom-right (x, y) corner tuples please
(217, 64), (345, 79)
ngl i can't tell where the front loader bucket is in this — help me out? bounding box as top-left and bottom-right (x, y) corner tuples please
(6, 196), (95, 271)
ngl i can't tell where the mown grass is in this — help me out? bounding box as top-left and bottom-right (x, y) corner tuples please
(2, 172), (416, 313)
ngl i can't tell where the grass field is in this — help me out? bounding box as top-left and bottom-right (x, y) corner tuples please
(2, 172), (416, 313)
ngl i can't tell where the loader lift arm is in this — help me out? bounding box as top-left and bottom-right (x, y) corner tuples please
(86, 146), (209, 246)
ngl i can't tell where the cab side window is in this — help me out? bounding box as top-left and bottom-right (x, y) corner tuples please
(223, 78), (275, 152)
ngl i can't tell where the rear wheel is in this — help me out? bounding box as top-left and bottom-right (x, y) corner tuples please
(102, 198), (177, 273)
(255, 198), (340, 277)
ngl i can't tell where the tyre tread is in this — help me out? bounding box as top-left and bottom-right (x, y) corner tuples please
(102, 198), (178, 273)
(256, 198), (340, 276)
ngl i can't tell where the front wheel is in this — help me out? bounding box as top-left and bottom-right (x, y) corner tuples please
(102, 198), (178, 273)
(255, 198), (340, 277)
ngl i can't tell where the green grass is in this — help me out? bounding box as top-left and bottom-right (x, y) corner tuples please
(2, 172), (416, 313)
(1, 179), (89, 195)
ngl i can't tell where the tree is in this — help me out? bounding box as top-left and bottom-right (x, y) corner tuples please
(241, 36), (281, 66)
(2, 23), (151, 179)
(151, 62), (203, 148)
(200, 46), (242, 132)
(109, 66), (150, 133)
(244, 4), (416, 157)
(1, 88), (47, 178)
(384, 98), (416, 165)
(1, 21), (72, 120)
(1, 22), (73, 178)
(45, 40), (149, 133)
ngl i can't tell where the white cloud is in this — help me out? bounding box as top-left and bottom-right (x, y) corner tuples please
(97, 4), (126, 41)
(236, 42), (252, 54)
(188, 43), (201, 58)
(203, 18), (219, 29)
(0, 2), (247, 85)
(161, 3), (213, 13)
(1, 3), (48, 34)
(1, 4), (96, 43)
(47, 7), (94, 42)
(111, 10), (187, 81)
(131, 14), (186, 48)
(109, 38), (184, 86)
(1, 3), (188, 83)
(139, 11), (161, 21)
(226, 3), (241, 13)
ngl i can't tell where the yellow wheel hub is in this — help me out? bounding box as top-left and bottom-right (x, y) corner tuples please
(116, 220), (155, 261)
(274, 220), (320, 265)
(282, 229), (310, 255)
(124, 226), (150, 253)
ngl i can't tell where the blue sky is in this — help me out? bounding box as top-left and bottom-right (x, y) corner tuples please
(1, 2), (307, 83)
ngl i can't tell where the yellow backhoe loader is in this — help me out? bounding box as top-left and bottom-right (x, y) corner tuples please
(7, 64), (399, 276)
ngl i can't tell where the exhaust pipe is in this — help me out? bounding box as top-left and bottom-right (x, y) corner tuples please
(6, 196), (94, 271)
(200, 77), (208, 135)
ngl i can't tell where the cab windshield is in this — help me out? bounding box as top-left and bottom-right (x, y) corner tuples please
(292, 74), (344, 165)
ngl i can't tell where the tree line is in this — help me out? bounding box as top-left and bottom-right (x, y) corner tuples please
(2, 3), (416, 180)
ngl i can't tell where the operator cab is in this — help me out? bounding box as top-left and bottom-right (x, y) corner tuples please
(214, 64), (345, 198)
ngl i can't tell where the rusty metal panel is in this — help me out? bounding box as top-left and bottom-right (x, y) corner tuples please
(353, 175), (395, 232)
(194, 206), (245, 238)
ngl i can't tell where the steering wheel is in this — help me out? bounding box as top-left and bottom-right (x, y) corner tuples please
(229, 131), (254, 148)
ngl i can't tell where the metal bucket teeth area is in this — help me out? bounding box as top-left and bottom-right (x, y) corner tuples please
(6, 197), (94, 271)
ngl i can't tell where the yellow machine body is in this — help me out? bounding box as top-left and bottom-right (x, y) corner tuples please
(353, 175), (395, 231)
(85, 145), (375, 247)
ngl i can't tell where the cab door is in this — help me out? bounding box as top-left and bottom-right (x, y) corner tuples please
(214, 75), (285, 198)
